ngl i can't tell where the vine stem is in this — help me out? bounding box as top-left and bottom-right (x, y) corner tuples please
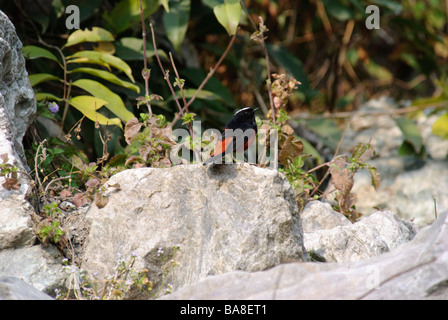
(138, 0), (152, 115)
(169, 31), (238, 128)
(239, 0), (276, 125)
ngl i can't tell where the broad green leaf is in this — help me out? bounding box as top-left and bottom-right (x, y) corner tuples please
(71, 67), (140, 93)
(67, 50), (135, 82)
(395, 117), (423, 153)
(296, 135), (323, 165)
(163, 89), (224, 103)
(115, 37), (163, 61)
(72, 79), (135, 122)
(163, 0), (190, 51)
(266, 43), (315, 101)
(182, 67), (235, 104)
(302, 118), (342, 151)
(321, 0), (355, 21)
(64, 27), (115, 48)
(364, 60), (393, 82)
(432, 112), (448, 139)
(213, 0), (241, 35)
(411, 94), (448, 107)
(202, 0), (222, 7)
(68, 95), (122, 128)
(103, 0), (161, 34)
(29, 73), (59, 87)
(160, 0), (169, 11)
(22, 46), (60, 63)
(35, 93), (62, 102)
(372, 0), (403, 15)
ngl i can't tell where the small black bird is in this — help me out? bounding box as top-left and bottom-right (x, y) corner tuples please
(203, 107), (258, 165)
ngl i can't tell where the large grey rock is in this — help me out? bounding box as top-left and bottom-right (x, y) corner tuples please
(0, 245), (66, 295)
(349, 160), (448, 227)
(301, 201), (351, 233)
(0, 10), (37, 250)
(302, 201), (416, 262)
(0, 276), (53, 300)
(162, 209), (448, 300)
(333, 96), (448, 227)
(80, 164), (306, 298)
(0, 10), (36, 165)
(0, 196), (36, 250)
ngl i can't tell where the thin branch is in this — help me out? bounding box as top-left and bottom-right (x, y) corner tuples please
(138, 0), (152, 115)
(170, 31), (238, 128)
(239, 0), (276, 124)
(34, 139), (47, 205)
(169, 52), (188, 107)
(44, 175), (72, 196)
(149, 23), (184, 117)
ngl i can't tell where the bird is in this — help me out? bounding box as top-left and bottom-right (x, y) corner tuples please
(203, 107), (258, 165)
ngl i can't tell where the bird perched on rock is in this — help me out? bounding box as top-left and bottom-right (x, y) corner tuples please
(203, 107), (258, 165)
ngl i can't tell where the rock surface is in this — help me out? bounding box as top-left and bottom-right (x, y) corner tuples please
(302, 201), (416, 262)
(0, 10), (66, 299)
(0, 245), (65, 295)
(336, 96), (448, 227)
(0, 10), (36, 166)
(162, 209), (448, 300)
(0, 276), (53, 300)
(80, 164), (306, 297)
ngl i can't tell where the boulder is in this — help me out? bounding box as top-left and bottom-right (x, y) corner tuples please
(0, 245), (65, 295)
(80, 164), (306, 298)
(0, 10), (66, 298)
(162, 209), (448, 300)
(302, 201), (416, 262)
(350, 160), (448, 227)
(0, 276), (53, 300)
(0, 10), (36, 166)
(333, 96), (448, 227)
(0, 10), (37, 250)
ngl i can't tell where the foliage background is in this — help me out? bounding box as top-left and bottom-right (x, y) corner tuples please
(2, 0), (448, 167)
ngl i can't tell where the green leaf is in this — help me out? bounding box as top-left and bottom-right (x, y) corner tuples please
(115, 37), (161, 61)
(395, 117), (423, 153)
(302, 118), (342, 151)
(68, 95), (122, 128)
(411, 94), (448, 107)
(67, 50), (135, 82)
(35, 93), (62, 102)
(295, 135), (323, 165)
(213, 0), (241, 35)
(321, 0), (355, 21)
(371, 0), (403, 15)
(103, 0), (161, 34)
(64, 27), (115, 48)
(22, 46), (60, 63)
(266, 43), (315, 101)
(182, 112), (196, 125)
(368, 166), (381, 191)
(28, 73), (59, 87)
(432, 112), (448, 139)
(72, 79), (135, 122)
(163, 89), (224, 104)
(160, 0), (170, 11)
(71, 67), (140, 93)
(163, 0), (190, 51)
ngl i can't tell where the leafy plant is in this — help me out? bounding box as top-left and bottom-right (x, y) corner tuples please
(57, 247), (180, 300)
(23, 27), (137, 128)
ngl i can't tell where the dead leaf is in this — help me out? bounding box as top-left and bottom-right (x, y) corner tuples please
(124, 118), (142, 145)
(73, 192), (88, 207)
(95, 193), (109, 208)
(278, 135), (303, 166)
